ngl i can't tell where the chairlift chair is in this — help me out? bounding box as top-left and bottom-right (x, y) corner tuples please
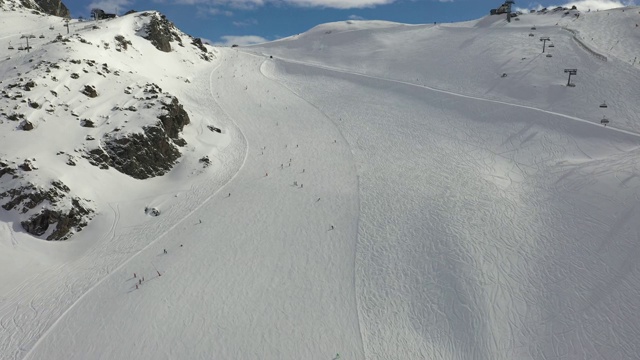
(8, 44), (14, 50)
(17, 46), (24, 50)
(546, 54), (552, 57)
(599, 102), (608, 108)
(529, 33), (534, 37)
(49, 25), (54, 30)
(39, 34), (45, 38)
(548, 44), (554, 47)
(531, 26), (537, 30)
(601, 117), (610, 126)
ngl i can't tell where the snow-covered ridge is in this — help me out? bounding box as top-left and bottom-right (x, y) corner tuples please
(0, 9), (218, 240)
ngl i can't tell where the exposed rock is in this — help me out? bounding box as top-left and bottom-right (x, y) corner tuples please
(144, 206), (160, 216)
(84, 96), (190, 179)
(0, 160), (17, 179)
(158, 96), (190, 141)
(80, 119), (95, 127)
(81, 85), (98, 98)
(20, 0), (70, 18)
(143, 13), (176, 52)
(114, 35), (132, 50)
(21, 120), (34, 130)
(191, 37), (207, 53)
(22, 199), (92, 240)
(0, 181), (94, 240)
(86, 126), (181, 179)
(18, 159), (35, 171)
(199, 156), (211, 167)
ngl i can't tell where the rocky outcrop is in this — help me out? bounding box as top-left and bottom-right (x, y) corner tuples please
(20, 0), (70, 18)
(141, 12), (212, 60)
(0, 180), (93, 240)
(81, 85), (98, 98)
(143, 13), (178, 52)
(85, 96), (190, 179)
(158, 96), (190, 144)
(0, 160), (17, 179)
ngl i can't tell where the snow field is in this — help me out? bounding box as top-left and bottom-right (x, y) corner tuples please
(23, 48), (364, 360)
(2, 7), (640, 360)
(260, 49), (640, 359)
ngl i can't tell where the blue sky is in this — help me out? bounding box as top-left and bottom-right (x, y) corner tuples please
(61, 0), (634, 45)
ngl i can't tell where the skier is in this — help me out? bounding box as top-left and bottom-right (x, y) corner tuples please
(330, 225), (334, 230)
(134, 273), (137, 278)
(164, 249), (167, 254)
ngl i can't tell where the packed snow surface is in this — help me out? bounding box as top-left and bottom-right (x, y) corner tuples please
(2, 5), (640, 360)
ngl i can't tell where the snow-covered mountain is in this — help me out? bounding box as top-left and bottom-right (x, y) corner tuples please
(0, 5), (216, 241)
(2, 3), (640, 360)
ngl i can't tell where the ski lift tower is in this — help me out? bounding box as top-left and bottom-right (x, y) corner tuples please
(540, 37), (550, 52)
(564, 68), (577, 87)
(505, 1), (515, 22)
(20, 34), (35, 53)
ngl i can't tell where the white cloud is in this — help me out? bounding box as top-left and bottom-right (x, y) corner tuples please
(87, 0), (134, 13)
(348, 14), (365, 20)
(233, 18), (259, 26)
(281, 0), (394, 8)
(195, 6), (234, 16)
(169, 0), (396, 9)
(213, 35), (269, 46)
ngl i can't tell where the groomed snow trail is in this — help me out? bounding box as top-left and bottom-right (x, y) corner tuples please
(23, 48), (364, 360)
(260, 56), (640, 359)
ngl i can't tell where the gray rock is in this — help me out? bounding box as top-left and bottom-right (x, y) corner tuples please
(20, 0), (70, 18)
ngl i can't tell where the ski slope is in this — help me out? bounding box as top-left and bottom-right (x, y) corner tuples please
(3, 5), (640, 360)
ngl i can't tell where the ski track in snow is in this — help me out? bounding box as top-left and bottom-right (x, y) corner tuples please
(19, 48), (365, 360)
(253, 52), (640, 359)
(260, 54), (640, 139)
